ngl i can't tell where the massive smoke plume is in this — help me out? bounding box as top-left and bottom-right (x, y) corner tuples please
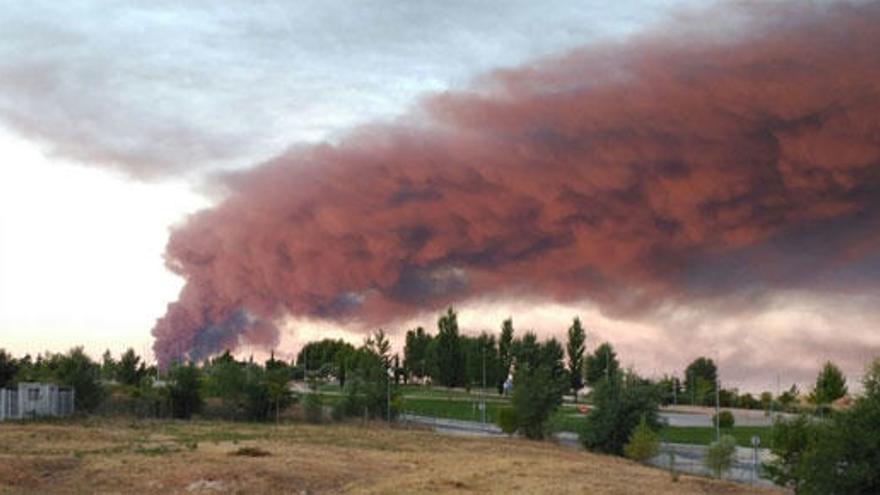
(153, 2), (880, 365)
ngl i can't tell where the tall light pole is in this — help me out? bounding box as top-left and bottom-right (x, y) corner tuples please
(481, 345), (486, 424)
(387, 365), (392, 423)
(715, 375), (721, 443)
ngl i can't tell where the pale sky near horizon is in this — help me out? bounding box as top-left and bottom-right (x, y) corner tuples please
(1, 0), (877, 393)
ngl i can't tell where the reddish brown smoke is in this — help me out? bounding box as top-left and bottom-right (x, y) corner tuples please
(153, 2), (880, 365)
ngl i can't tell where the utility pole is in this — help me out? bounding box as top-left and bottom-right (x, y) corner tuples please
(715, 375), (721, 444)
(387, 366), (392, 423)
(481, 345), (486, 424)
(672, 377), (677, 406)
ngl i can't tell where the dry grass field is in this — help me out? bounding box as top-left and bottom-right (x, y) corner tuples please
(0, 419), (781, 494)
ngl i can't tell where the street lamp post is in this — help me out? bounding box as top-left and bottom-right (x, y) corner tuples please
(387, 366), (392, 423)
(715, 376), (721, 443)
(481, 345), (486, 424)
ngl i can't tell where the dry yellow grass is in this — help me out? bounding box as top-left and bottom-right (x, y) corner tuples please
(0, 419), (781, 494)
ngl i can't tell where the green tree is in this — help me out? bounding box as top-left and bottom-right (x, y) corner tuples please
(335, 347), (399, 421)
(584, 342), (619, 387)
(205, 351), (246, 419)
(296, 339), (356, 380)
(433, 307), (464, 387)
(581, 371), (661, 455)
(55, 347), (104, 412)
(116, 348), (146, 386)
(99, 349), (116, 382)
(623, 415), (660, 462)
(811, 361), (847, 407)
(265, 365), (292, 424)
(566, 317), (586, 396)
(364, 329), (392, 368)
(241, 363), (273, 421)
(511, 337), (567, 440)
(863, 357), (880, 398)
(498, 318), (514, 393)
(404, 327), (432, 380)
(763, 415), (819, 490)
(797, 371), (880, 494)
(684, 357), (717, 406)
(0, 349), (19, 388)
(763, 359), (880, 493)
(462, 333), (500, 390)
(778, 384), (800, 411)
(168, 362), (202, 419)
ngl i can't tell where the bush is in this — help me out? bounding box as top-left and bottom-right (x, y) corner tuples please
(705, 434), (737, 479)
(496, 407), (518, 436)
(713, 410), (735, 429)
(623, 415), (660, 462)
(303, 392), (323, 424)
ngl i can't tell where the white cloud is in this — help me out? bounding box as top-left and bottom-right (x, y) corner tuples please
(0, 0), (700, 177)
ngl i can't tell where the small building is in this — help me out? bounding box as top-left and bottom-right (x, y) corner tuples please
(0, 382), (75, 421)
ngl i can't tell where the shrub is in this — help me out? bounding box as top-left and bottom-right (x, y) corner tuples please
(496, 406), (518, 436)
(623, 415), (660, 462)
(713, 410), (735, 429)
(303, 392), (323, 424)
(330, 402), (345, 421)
(231, 446), (270, 457)
(705, 434), (737, 479)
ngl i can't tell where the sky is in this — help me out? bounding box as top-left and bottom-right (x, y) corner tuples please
(1, 0), (879, 393)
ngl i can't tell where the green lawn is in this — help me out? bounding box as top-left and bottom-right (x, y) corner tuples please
(399, 396), (509, 423)
(660, 426), (773, 448)
(314, 384), (774, 448)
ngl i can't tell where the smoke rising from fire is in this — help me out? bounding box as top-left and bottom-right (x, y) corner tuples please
(153, 2), (880, 365)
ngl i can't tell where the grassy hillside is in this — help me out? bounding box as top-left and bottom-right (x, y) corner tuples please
(0, 419), (780, 494)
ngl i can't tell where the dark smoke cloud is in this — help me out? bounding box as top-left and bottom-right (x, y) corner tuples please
(153, 2), (880, 365)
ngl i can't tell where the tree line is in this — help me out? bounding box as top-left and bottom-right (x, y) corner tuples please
(1, 308), (876, 492)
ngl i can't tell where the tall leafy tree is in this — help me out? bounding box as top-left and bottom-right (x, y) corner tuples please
(204, 351), (246, 419)
(864, 357), (880, 398)
(433, 307), (465, 387)
(336, 345), (399, 420)
(463, 333), (500, 389)
(581, 370), (661, 455)
(811, 361), (848, 406)
(55, 347), (104, 412)
(364, 329), (392, 368)
(566, 318), (587, 395)
(584, 342), (620, 387)
(116, 348), (146, 386)
(99, 349), (116, 381)
(296, 339), (356, 378)
(511, 336), (568, 439)
(684, 357), (717, 406)
(403, 327), (432, 379)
